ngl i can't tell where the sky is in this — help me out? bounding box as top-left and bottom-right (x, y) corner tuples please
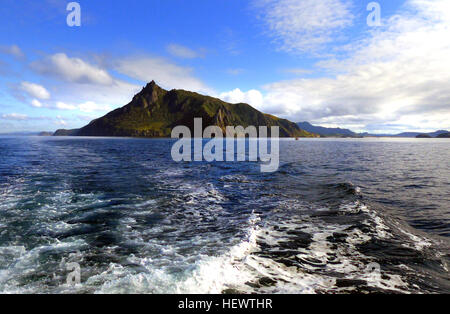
(0, 0), (449, 134)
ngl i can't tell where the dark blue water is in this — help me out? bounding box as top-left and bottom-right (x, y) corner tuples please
(0, 136), (448, 293)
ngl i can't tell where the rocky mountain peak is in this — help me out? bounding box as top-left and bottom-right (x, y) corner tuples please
(133, 80), (166, 106)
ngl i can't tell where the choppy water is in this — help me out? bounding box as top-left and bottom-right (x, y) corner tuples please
(0, 136), (448, 294)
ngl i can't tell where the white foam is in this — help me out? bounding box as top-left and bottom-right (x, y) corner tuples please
(398, 227), (432, 251)
(175, 213), (261, 294)
(243, 200), (412, 293)
(93, 212), (261, 294)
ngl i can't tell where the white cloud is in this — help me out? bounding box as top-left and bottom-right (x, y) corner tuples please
(219, 89), (264, 108)
(31, 53), (114, 85)
(20, 82), (51, 100)
(0, 45), (24, 59)
(78, 101), (111, 113)
(254, 0), (353, 54)
(250, 0), (450, 132)
(53, 101), (111, 113)
(52, 79), (140, 109)
(55, 102), (77, 110)
(1, 113), (28, 121)
(28, 53), (141, 110)
(167, 44), (204, 59)
(27, 98), (111, 114)
(115, 56), (213, 94)
(31, 99), (43, 108)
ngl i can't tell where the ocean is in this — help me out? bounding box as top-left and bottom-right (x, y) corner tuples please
(0, 136), (448, 293)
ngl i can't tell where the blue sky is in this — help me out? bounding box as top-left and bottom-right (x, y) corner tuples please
(0, 0), (449, 133)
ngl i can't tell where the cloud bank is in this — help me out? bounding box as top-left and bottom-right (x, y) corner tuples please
(225, 0), (450, 132)
(31, 53), (114, 85)
(254, 0), (354, 54)
(23, 52), (212, 121)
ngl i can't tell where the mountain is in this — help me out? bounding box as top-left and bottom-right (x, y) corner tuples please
(55, 81), (315, 138)
(297, 122), (358, 137)
(362, 130), (449, 138)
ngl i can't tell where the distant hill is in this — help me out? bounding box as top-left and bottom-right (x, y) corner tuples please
(54, 81), (315, 138)
(416, 134), (432, 138)
(362, 130), (449, 138)
(53, 129), (80, 136)
(394, 130), (448, 138)
(295, 122), (449, 138)
(0, 132), (33, 136)
(0, 131), (52, 136)
(436, 132), (450, 138)
(297, 122), (358, 137)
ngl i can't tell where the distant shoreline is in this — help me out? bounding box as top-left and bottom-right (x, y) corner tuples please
(2, 134), (449, 140)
